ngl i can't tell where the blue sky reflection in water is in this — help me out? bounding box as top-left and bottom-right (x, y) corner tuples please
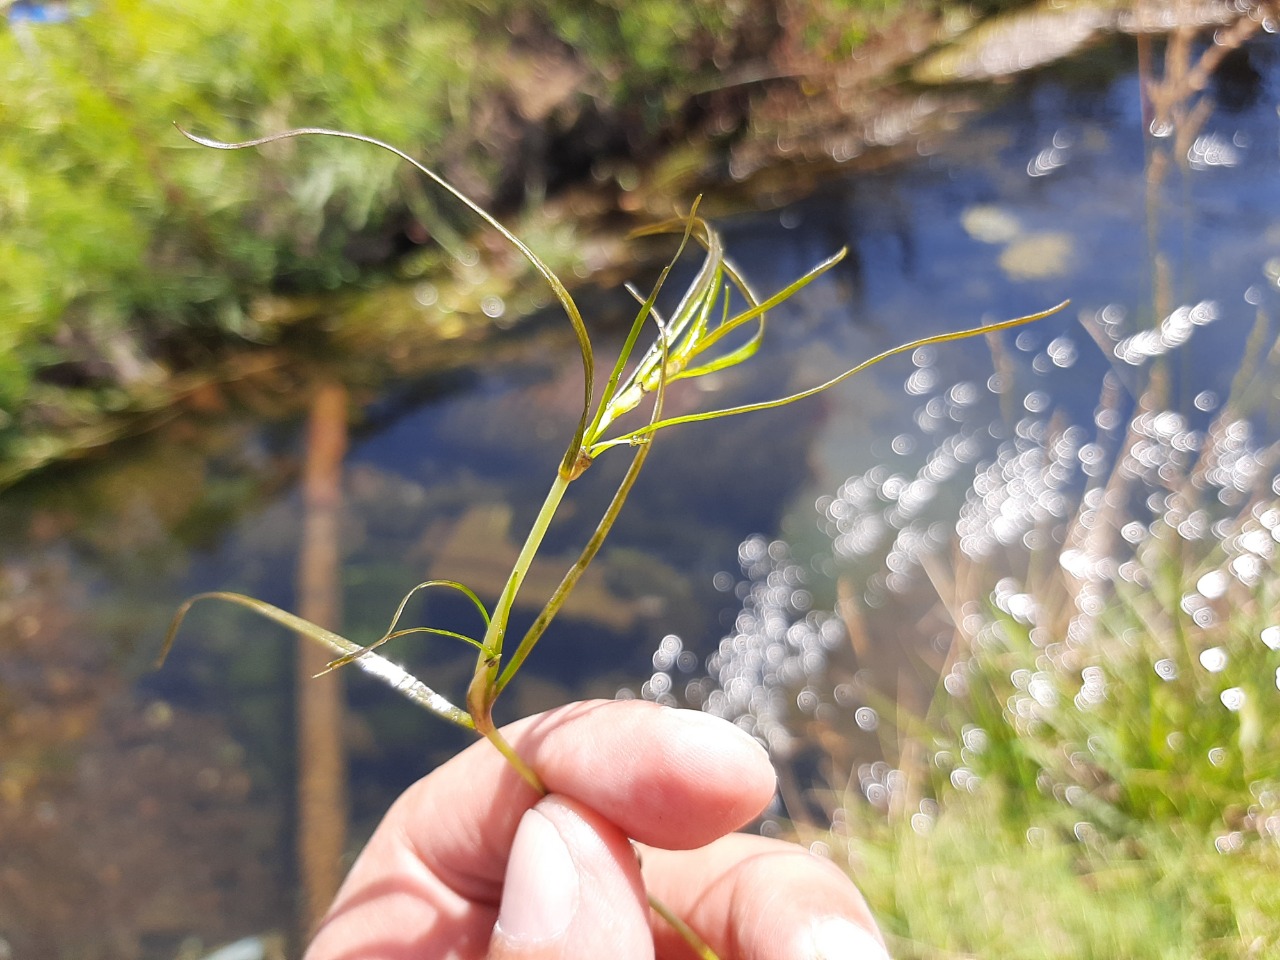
(4, 30), (1280, 959)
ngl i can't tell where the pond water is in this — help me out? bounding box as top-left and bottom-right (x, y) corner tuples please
(4, 21), (1280, 959)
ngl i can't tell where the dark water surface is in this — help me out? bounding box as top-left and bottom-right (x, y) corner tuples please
(4, 25), (1280, 958)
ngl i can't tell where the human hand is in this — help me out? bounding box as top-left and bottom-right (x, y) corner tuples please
(305, 699), (888, 960)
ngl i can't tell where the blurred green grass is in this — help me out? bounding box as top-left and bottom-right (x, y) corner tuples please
(828, 404), (1280, 958)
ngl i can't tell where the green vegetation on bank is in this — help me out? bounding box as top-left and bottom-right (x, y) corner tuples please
(8, 0), (1047, 482)
(2, 0), (804, 473)
(829, 405), (1280, 957)
(855, 799), (1280, 958)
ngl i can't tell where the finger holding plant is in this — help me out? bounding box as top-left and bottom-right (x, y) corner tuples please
(160, 125), (1067, 957)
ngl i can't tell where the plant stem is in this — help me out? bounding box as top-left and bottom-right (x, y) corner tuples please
(481, 470), (573, 660)
(467, 661), (546, 794)
(649, 894), (720, 960)
(466, 467), (575, 796)
(496, 436), (653, 695)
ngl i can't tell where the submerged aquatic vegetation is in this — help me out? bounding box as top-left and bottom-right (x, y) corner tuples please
(160, 126), (1064, 956)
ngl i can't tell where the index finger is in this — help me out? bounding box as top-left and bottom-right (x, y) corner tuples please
(407, 700), (775, 900)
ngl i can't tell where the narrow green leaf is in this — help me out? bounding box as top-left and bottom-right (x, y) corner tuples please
(388, 579), (492, 632)
(671, 283), (763, 380)
(159, 591), (474, 729)
(588, 204), (702, 442)
(632, 215), (764, 352)
(682, 268), (729, 356)
(644, 262), (724, 387)
(319, 578), (490, 672)
(612, 302), (1071, 443)
(689, 248), (846, 358)
(320, 625), (485, 675)
(615, 213), (721, 394)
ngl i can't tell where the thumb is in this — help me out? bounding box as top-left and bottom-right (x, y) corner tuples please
(488, 796), (654, 960)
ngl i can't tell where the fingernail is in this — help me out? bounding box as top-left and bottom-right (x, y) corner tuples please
(801, 917), (891, 960)
(495, 805), (579, 943)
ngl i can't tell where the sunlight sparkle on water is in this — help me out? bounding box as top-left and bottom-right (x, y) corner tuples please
(1196, 570), (1230, 599)
(1220, 687), (1246, 711)
(1199, 647), (1229, 672)
(1113, 301), (1218, 365)
(1187, 132), (1241, 170)
(653, 261), (1280, 841)
(1214, 832), (1245, 854)
(1027, 145), (1068, 177)
(651, 634), (683, 671)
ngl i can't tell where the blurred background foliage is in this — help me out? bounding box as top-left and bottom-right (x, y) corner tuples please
(13, 0), (1100, 482)
(3, 0), (853, 472)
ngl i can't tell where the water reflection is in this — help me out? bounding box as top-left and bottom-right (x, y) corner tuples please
(294, 383), (349, 935)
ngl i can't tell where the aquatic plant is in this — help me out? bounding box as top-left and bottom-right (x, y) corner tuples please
(159, 126), (1064, 957)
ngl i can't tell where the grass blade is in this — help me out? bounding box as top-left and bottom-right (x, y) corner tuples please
(159, 591), (474, 728)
